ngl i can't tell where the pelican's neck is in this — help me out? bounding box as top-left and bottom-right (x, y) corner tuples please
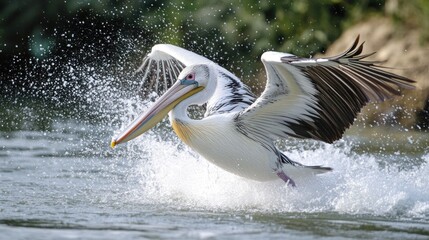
(169, 93), (211, 145)
(169, 100), (193, 122)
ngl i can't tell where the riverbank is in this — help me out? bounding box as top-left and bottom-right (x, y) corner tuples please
(323, 17), (429, 129)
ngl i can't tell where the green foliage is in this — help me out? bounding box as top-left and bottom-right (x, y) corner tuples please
(0, 0), (423, 92)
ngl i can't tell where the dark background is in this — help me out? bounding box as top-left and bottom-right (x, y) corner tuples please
(1, 0), (428, 121)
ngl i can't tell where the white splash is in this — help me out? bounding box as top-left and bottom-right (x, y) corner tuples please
(122, 130), (429, 218)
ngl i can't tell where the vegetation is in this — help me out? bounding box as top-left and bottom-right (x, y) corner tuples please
(1, 0), (427, 96)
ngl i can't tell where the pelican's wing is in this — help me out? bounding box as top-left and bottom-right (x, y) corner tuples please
(136, 44), (239, 96)
(236, 37), (415, 143)
(136, 44), (255, 115)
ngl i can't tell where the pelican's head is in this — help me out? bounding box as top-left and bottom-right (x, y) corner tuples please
(111, 64), (213, 148)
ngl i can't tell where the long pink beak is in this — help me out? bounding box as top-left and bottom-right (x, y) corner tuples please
(111, 81), (203, 148)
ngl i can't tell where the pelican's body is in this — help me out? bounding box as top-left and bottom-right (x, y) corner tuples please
(111, 37), (414, 186)
(172, 112), (277, 181)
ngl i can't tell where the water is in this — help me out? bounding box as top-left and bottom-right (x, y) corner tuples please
(1, 96), (429, 239)
(1, 26), (429, 238)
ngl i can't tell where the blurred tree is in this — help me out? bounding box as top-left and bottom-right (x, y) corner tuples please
(385, 0), (429, 42)
(0, 0), (152, 98)
(1, 0), (425, 99)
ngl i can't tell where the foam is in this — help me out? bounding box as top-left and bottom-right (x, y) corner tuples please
(122, 132), (429, 218)
(53, 37), (427, 219)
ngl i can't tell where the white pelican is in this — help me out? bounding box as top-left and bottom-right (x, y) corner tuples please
(111, 37), (414, 186)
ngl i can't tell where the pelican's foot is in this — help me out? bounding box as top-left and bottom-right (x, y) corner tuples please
(276, 171), (296, 187)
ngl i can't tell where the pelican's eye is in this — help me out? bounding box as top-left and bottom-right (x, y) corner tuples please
(180, 73), (198, 87)
(186, 73), (195, 80)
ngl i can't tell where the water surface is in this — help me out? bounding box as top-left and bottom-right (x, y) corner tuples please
(1, 97), (428, 239)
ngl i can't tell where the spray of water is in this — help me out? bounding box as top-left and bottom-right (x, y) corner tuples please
(33, 31), (427, 221)
(115, 125), (428, 218)
(8, 3), (427, 221)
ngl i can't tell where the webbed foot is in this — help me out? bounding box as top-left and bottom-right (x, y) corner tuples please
(276, 171), (296, 187)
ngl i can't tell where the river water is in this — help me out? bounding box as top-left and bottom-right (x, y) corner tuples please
(1, 92), (429, 240)
(1, 50), (429, 240)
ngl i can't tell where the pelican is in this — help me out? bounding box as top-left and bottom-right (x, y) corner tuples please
(111, 36), (414, 186)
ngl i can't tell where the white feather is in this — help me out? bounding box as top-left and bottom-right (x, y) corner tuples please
(124, 38), (413, 183)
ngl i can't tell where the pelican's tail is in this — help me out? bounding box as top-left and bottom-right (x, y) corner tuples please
(277, 154), (332, 186)
(278, 163), (332, 187)
(302, 165), (333, 174)
(277, 153), (332, 187)
(281, 162), (332, 179)
(280, 153), (332, 176)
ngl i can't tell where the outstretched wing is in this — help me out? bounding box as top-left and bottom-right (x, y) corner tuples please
(136, 44), (213, 95)
(236, 36), (415, 143)
(136, 44), (255, 115)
